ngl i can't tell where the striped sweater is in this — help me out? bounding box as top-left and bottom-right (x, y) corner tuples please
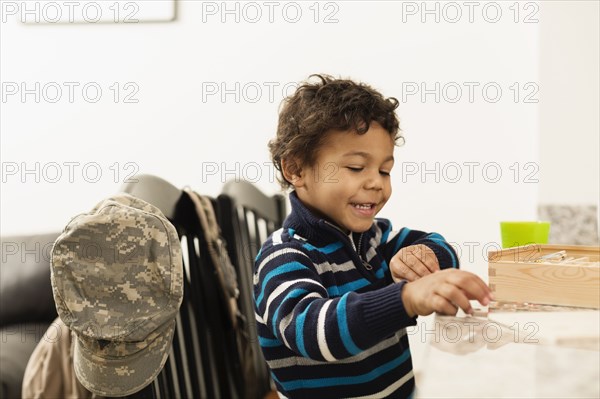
(254, 192), (459, 398)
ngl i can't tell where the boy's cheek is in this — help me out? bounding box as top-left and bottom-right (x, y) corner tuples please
(310, 162), (340, 184)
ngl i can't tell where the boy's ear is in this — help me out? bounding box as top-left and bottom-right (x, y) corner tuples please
(281, 158), (305, 188)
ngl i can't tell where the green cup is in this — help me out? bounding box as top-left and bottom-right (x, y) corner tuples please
(500, 221), (551, 248)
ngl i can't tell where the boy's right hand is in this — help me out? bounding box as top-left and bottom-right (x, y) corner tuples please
(401, 269), (493, 317)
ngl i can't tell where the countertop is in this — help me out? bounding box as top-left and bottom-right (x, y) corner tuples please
(412, 302), (600, 398)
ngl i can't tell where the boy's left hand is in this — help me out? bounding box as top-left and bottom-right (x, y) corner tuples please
(391, 244), (440, 283)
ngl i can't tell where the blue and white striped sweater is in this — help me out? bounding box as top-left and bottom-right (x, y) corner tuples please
(254, 192), (459, 398)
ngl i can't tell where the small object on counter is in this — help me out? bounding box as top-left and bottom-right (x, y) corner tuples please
(533, 250), (567, 263)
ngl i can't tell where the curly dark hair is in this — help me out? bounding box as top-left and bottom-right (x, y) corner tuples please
(269, 74), (403, 189)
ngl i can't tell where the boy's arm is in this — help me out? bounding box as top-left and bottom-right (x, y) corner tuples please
(376, 220), (459, 281)
(254, 248), (416, 362)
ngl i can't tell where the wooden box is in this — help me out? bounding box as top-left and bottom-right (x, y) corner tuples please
(488, 244), (600, 309)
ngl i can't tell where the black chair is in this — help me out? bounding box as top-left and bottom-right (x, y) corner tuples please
(217, 180), (287, 399)
(121, 176), (287, 399)
(121, 175), (240, 399)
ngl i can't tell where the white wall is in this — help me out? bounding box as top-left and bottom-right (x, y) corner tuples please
(539, 1), (600, 205)
(1, 1), (593, 276)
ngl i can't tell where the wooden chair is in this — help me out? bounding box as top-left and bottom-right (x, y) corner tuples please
(217, 180), (287, 399)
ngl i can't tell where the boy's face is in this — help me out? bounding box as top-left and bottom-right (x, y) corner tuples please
(290, 122), (395, 233)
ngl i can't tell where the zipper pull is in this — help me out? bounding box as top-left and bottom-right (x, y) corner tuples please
(357, 233), (372, 271)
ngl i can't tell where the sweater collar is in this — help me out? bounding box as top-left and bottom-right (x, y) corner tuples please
(284, 191), (357, 245)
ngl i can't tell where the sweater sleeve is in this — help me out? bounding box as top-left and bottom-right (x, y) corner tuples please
(254, 246), (416, 362)
(376, 219), (459, 270)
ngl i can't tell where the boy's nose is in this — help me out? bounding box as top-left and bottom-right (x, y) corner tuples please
(364, 173), (384, 190)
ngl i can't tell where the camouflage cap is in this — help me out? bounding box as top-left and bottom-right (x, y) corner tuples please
(50, 193), (183, 397)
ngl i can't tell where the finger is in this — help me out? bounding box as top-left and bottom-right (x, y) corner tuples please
(415, 245), (440, 273)
(446, 271), (491, 305)
(466, 271), (492, 298)
(390, 258), (420, 282)
(406, 255), (432, 278)
(435, 282), (474, 315)
(432, 294), (459, 316)
(461, 281), (490, 306)
(461, 274), (490, 299)
(469, 274), (493, 301)
(459, 284), (490, 306)
(396, 247), (431, 277)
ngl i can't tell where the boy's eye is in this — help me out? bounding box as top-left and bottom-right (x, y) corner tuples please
(347, 167), (363, 172)
(379, 171), (391, 176)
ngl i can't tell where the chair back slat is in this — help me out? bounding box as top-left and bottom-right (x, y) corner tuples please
(217, 181), (287, 399)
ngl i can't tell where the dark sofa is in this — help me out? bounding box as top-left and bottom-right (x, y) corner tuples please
(0, 232), (60, 399)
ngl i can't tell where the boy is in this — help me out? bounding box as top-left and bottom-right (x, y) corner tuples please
(255, 75), (492, 398)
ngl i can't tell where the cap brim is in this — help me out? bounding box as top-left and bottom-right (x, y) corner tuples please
(73, 319), (175, 397)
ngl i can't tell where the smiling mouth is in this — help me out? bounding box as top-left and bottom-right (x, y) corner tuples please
(351, 203), (376, 210)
